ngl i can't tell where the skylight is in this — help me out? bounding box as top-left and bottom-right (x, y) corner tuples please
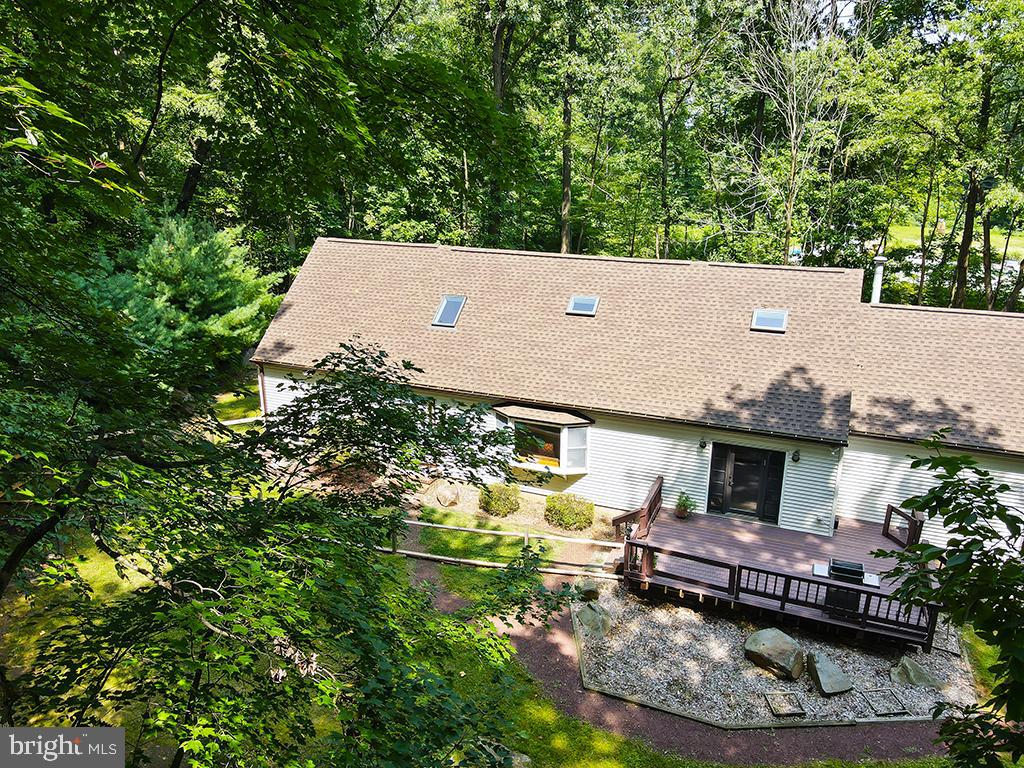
(750, 308), (789, 333)
(432, 295), (466, 327)
(566, 295), (600, 316)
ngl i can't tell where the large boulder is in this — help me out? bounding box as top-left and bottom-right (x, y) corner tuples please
(807, 652), (853, 696)
(744, 628), (805, 680)
(890, 655), (943, 689)
(577, 602), (613, 638)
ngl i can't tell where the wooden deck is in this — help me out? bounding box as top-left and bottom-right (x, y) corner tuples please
(617, 477), (940, 650)
(648, 513), (901, 593)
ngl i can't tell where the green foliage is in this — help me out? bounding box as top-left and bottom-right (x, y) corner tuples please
(675, 492), (696, 517)
(544, 493), (594, 531)
(480, 482), (521, 518)
(879, 433), (1024, 767)
(105, 218), (281, 385)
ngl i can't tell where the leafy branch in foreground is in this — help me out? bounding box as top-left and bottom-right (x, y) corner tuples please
(2, 340), (571, 767)
(876, 431), (1024, 768)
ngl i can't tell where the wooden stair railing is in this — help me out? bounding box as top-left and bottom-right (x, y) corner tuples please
(612, 475), (664, 539)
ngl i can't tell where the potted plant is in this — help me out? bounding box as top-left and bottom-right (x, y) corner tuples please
(674, 492), (696, 519)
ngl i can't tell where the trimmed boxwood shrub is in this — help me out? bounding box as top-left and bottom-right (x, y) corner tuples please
(544, 492), (595, 531)
(479, 483), (520, 518)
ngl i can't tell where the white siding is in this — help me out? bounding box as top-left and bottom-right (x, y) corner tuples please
(258, 365), (841, 537)
(261, 364), (308, 412)
(517, 413), (840, 537)
(835, 436), (1024, 546)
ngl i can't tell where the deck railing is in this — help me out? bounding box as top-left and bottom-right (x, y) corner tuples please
(882, 504), (926, 548)
(611, 475), (664, 538)
(622, 538), (941, 650)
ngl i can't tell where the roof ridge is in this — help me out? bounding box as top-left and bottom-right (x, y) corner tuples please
(317, 237), (858, 275)
(867, 303), (1024, 319)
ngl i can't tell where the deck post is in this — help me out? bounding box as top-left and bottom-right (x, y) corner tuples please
(779, 575), (791, 610)
(641, 545), (654, 579)
(923, 604), (940, 652)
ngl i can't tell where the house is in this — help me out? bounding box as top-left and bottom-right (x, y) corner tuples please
(253, 238), (1024, 648)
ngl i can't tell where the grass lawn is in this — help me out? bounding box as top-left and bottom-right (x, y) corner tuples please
(416, 505), (563, 599)
(889, 224), (1024, 260)
(213, 377), (261, 421)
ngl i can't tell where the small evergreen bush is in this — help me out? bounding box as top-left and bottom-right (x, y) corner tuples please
(544, 493), (594, 531)
(479, 483), (520, 518)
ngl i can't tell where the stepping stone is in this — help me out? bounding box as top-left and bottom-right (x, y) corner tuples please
(744, 628), (804, 680)
(579, 578), (600, 601)
(890, 655), (943, 689)
(764, 690), (805, 717)
(807, 652), (853, 696)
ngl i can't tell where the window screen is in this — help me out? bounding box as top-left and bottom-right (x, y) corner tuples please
(565, 426), (588, 468)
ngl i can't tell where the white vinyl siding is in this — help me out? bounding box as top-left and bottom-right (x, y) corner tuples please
(834, 436), (1024, 547)
(260, 364), (309, 413)
(516, 412), (840, 537)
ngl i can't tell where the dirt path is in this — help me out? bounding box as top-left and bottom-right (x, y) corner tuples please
(414, 562), (945, 766)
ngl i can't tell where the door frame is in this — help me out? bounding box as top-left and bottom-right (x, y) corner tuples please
(708, 442), (785, 524)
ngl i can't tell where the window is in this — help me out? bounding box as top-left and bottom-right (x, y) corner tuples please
(750, 308), (789, 333)
(566, 426), (587, 468)
(495, 412), (589, 474)
(566, 295), (600, 316)
(515, 423), (561, 467)
(432, 295), (466, 327)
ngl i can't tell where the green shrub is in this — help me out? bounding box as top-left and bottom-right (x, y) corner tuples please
(544, 493), (594, 531)
(479, 483), (520, 518)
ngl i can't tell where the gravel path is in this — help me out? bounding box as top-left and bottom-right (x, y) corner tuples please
(576, 581), (974, 727)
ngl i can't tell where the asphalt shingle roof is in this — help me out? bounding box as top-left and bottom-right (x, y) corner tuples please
(253, 238), (1024, 455)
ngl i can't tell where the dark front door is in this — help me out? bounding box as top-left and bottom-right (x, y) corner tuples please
(708, 443), (785, 523)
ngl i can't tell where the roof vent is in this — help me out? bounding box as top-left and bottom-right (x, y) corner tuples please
(750, 308), (789, 333)
(566, 295), (599, 316)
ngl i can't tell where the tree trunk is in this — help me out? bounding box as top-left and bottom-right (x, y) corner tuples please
(748, 92), (766, 228)
(917, 160), (936, 305)
(174, 136), (212, 216)
(994, 217), (1015, 301)
(982, 208), (993, 309)
(951, 175), (979, 307)
(952, 68), (993, 307)
(486, 8), (513, 242)
(560, 23), (575, 253)
(1005, 262), (1024, 312)
(658, 113), (670, 259)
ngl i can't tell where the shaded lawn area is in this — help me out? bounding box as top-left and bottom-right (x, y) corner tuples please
(416, 505), (564, 600)
(213, 378), (261, 421)
(889, 224), (1024, 261)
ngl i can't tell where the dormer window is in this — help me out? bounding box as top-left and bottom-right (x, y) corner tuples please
(432, 295), (466, 327)
(567, 295), (599, 316)
(750, 308), (789, 333)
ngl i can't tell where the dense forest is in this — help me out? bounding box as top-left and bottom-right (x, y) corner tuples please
(3, 2), (1024, 765)
(5, 0), (1024, 325)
